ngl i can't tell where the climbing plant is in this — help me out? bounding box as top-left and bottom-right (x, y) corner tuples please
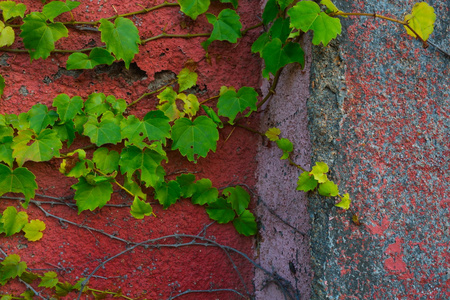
(0, 0), (436, 298)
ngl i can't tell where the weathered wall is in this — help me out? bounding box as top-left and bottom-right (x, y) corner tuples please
(255, 35), (312, 299)
(308, 0), (449, 299)
(0, 1), (261, 299)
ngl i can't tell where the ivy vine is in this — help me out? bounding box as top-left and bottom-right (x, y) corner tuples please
(0, 0), (437, 298)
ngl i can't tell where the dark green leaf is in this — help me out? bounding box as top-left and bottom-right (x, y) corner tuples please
(262, 0), (278, 25)
(0, 74), (5, 97)
(233, 210), (257, 236)
(277, 0), (294, 11)
(262, 39), (305, 77)
(206, 197), (235, 223)
(219, 0), (238, 9)
(171, 116), (219, 162)
(251, 32), (270, 55)
(155, 181), (182, 209)
(201, 105), (223, 128)
(176, 173), (196, 198)
(202, 9), (242, 50)
(0, 136), (14, 167)
(99, 17), (140, 68)
(66, 47), (115, 70)
(53, 121), (76, 146)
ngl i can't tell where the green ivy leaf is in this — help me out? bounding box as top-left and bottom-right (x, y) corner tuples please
(177, 0), (210, 20)
(0, 136), (14, 167)
(5, 113), (29, 131)
(93, 147), (119, 174)
(251, 32), (270, 56)
(288, 1), (341, 46)
(206, 197), (235, 223)
(27, 103), (58, 134)
(262, 0), (278, 25)
(83, 112), (122, 146)
(276, 138), (293, 159)
(262, 39), (305, 77)
(0, 165), (37, 205)
(0, 206), (28, 236)
(318, 179), (339, 197)
(191, 178), (218, 205)
(0, 21), (15, 47)
(99, 17), (140, 69)
(66, 47), (115, 70)
(55, 282), (75, 297)
(38, 271), (58, 288)
(20, 12), (68, 60)
(42, 1), (80, 22)
(52, 94), (83, 123)
(155, 181), (182, 209)
(309, 161), (328, 183)
(53, 121), (76, 146)
(233, 210), (257, 236)
(217, 87), (258, 124)
(106, 95), (127, 115)
(12, 129), (62, 166)
(22, 219), (46, 241)
(59, 149), (94, 178)
(296, 171), (318, 192)
(0, 254), (27, 282)
(335, 193), (351, 210)
(177, 68), (198, 92)
(119, 146), (166, 188)
(222, 185), (250, 215)
(202, 9), (242, 50)
(84, 93), (109, 116)
(265, 127), (281, 141)
(72, 177), (113, 213)
(176, 173), (196, 198)
(0, 1), (27, 21)
(141, 110), (171, 141)
(171, 116), (219, 162)
(404, 2), (436, 41)
(124, 177), (146, 200)
(201, 105), (223, 128)
(130, 197), (153, 219)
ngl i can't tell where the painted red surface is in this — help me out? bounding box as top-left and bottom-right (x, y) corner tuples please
(0, 0), (261, 299)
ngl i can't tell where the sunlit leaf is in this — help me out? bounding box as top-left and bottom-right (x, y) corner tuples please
(38, 271), (58, 288)
(177, 68), (198, 92)
(22, 219), (46, 241)
(0, 254), (27, 282)
(177, 0), (210, 20)
(27, 103), (58, 133)
(265, 127), (281, 141)
(0, 165), (37, 205)
(12, 129), (62, 166)
(0, 21), (15, 47)
(335, 193), (351, 210)
(0, 1), (27, 21)
(0, 206), (28, 236)
(52, 94), (83, 123)
(318, 179), (339, 197)
(404, 2), (435, 41)
(93, 147), (119, 174)
(309, 161), (328, 183)
(296, 171), (318, 192)
(42, 1), (80, 22)
(130, 197), (153, 219)
(83, 112), (122, 146)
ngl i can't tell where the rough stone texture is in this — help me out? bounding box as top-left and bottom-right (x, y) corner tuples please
(255, 35), (313, 299)
(0, 1), (262, 299)
(308, 0), (449, 299)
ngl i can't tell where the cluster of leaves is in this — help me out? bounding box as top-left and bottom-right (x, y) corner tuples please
(0, 67), (257, 235)
(266, 128), (351, 210)
(0, 254), (129, 299)
(0, 207), (45, 242)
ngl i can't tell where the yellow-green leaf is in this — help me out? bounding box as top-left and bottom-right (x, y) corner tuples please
(404, 2), (436, 41)
(23, 219), (46, 241)
(335, 193), (351, 210)
(0, 21), (15, 47)
(265, 127), (281, 141)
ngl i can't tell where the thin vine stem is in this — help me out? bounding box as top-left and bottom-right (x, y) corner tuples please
(128, 79), (177, 107)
